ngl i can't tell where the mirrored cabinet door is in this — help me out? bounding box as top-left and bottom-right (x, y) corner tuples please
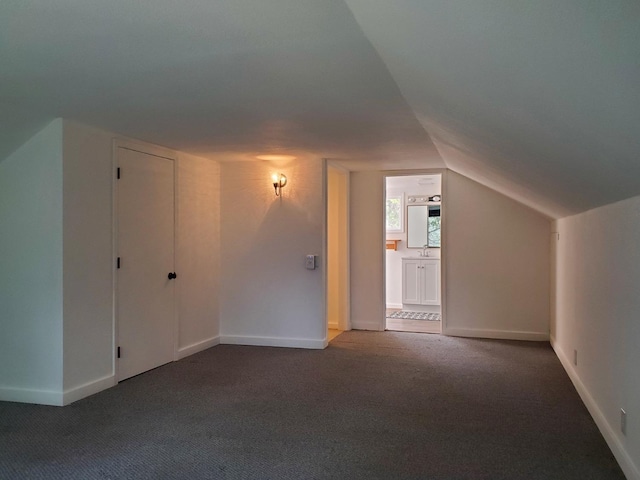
(407, 205), (441, 248)
(407, 205), (428, 248)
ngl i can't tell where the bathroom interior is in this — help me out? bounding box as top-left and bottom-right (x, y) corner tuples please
(385, 174), (442, 334)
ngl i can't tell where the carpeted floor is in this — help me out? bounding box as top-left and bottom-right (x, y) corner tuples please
(0, 331), (624, 479)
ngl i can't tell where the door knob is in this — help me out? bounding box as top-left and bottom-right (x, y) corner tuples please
(168, 272), (177, 280)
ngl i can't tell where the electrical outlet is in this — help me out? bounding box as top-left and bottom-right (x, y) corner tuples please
(573, 349), (578, 366)
(621, 409), (627, 435)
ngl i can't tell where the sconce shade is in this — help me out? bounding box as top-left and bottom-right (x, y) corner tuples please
(272, 173), (287, 196)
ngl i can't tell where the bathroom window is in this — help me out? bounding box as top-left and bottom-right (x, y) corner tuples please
(386, 195), (404, 232)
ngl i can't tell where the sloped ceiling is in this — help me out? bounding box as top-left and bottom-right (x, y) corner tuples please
(345, 0), (640, 217)
(0, 0), (442, 169)
(1, 1), (639, 218)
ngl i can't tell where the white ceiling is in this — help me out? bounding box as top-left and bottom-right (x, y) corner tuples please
(387, 175), (441, 195)
(345, 0), (640, 217)
(1, 1), (639, 218)
(0, 0), (442, 169)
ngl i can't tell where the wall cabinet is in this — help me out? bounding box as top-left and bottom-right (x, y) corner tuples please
(402, 258), (440, 306)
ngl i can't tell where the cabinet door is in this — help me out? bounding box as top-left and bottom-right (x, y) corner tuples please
(421, 260), (440, 305)
(402, 259), (421, 304)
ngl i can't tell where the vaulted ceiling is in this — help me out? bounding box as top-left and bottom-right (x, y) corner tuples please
(1, 1), (638, 218)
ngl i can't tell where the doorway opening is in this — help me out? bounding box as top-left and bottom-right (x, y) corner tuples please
(326, 163), (350, 343)
(385, 174), (442, 334)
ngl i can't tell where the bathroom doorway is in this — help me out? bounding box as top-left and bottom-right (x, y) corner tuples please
(384, 174), (442, 334)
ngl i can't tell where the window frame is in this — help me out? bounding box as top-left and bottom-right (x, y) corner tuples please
(385, 194), (404, 233)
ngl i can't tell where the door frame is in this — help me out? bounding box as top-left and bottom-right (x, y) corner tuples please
(324, 160), (351, 337)
(111, 139), (180, 382)
(382, 169), (447, 333)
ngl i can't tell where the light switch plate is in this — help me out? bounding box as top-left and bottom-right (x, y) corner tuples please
(305, 255), (316, 270)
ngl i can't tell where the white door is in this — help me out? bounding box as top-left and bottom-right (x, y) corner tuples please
(117, 147), (175, 381)
(402, 259), (421, 304)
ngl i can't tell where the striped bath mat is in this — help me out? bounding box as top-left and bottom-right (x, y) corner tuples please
(387, 311), (441, 321)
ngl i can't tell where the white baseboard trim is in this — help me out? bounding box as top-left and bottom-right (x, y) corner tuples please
(351, 320), (384, 331)
(551, 337), (639, 480)
(220, 335), (326, 350)
(63, 374), (116, 406)
(328, 321), (339, 330)
(444, 327), (549, 342)
(0, 386), (63, 406)
(386, 303), (403, 310)
(177, 336), (220, 360)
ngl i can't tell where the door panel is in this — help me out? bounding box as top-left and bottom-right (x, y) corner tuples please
(402, 259), (421, 304)
(421, 261), (440, 305)
(117, 147), (175, 381)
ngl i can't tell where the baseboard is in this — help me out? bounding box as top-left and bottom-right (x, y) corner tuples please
(351, 320), (383, 331)
(328, 321), (339, 330)
(220, 335), (326, 350)
(444, 327), (549, 342)
(551, 338), (640, 480)
(63, 374), (116, 406)
(0, 386), (63, 406)
(177, 336), (220, 360)
(386, 303), (402, 310)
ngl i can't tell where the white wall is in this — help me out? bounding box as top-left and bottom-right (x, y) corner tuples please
(219, 159), (325, 348)
(553, 197), (640, 479)
(444, 171), (550, 340)
(350, 171), (385, 330)
(350, 169), (550, 338)
(0, 119), (64, 404)
(1, 119), (221, 405)
(176, 153), (220, 357)
(62, 121), (116, 400)
(60, 121), (221, 402)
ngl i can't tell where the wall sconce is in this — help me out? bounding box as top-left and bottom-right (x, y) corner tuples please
(272, 173), (287, 196)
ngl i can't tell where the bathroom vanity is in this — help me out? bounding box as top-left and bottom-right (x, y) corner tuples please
(402, 257), (440, 309)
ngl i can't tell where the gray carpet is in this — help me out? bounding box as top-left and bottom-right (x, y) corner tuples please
(0, 331), (624, 479)
(387, 311), (441, 321)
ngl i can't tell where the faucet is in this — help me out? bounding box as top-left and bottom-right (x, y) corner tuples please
(422, 244), (429, 257)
